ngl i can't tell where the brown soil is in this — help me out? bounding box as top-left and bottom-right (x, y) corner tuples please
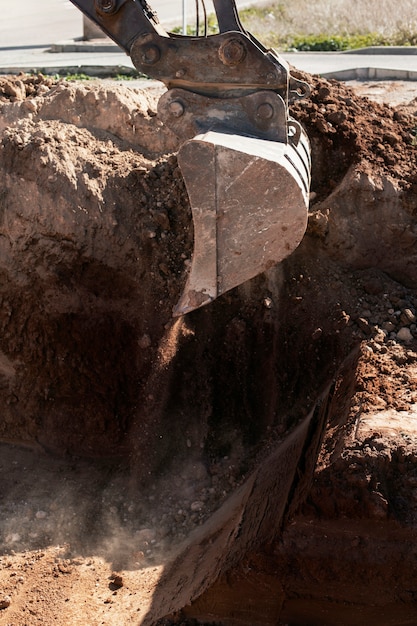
(0, 73), (416, 625)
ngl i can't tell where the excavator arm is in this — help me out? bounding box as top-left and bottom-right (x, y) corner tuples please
(69, 0), (311, 315)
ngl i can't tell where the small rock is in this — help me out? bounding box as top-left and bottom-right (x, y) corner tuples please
(327, 110), (347, 125)
(3, 79), (26, 100)
(0, 595), (11, 610)
(315, 117), (331, 134)
(37, 84), (50, 96)
(383, 131), (400, 146)
(372, 328), (387, 344)
(401, 308), (416, 325)
(58, 562), (73, 575)
(357, 317), (372, 335)
(397, 327), (413, 343)
(111, 574), (123, 589)
(23, 98), (38, 113)
(382, 321), (395, 333)
(190, 501), (204, 512)
(312, 328), (323, 340)
(307, 209), (329, 238)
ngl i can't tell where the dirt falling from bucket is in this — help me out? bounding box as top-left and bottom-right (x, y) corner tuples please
(128, 316), (195, 483)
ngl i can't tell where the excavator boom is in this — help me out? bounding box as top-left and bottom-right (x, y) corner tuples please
(69, 0), (311, 315)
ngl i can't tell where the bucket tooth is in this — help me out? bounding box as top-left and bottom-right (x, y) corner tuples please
(173, 131), (310, 317)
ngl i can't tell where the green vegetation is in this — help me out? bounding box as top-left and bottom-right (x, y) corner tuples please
(172, 0), (417, 51)
(236, 0), (417, 51)
(171, 13), (218, 36)
(113, 73), (143, 81)
(47, 70), (145, 81)
(288, 33), (391, 52)
(63, 72), (92, 81)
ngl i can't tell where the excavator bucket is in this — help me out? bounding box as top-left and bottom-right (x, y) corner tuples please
(67, 0), (312, 318)
(173, 128), (311, 316)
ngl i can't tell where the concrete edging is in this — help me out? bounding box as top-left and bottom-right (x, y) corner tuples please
(321, 67), (417, 81)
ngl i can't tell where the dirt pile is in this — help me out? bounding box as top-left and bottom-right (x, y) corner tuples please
(0, 72), (416, 625)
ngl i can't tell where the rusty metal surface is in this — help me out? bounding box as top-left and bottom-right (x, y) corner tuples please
(68, 0), (312, 317)
(130, 31), (289, 97)
(69, 0), (165, 52)
(173, 130), (310, 316)
(158, 88), (289, 143)
(213, 0), (247, 34)
(70, 1), (306, 102)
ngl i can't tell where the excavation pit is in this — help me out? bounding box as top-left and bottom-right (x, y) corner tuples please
(0, 74), (416, 625)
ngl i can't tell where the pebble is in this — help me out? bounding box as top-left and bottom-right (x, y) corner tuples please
(353, 282), (417, 348)
(401, 308), (416, 325)
(0, 596), (11, 610)
(110, 574), (124, 588)
(396, 327), (413, 343)
(373, 328), (387, 344)
(357, 317), (372, 335)
(382, 321), (395, 332)
(312, 327), (323, 340)
(37, 84), (51, 96)
(23, 99), (38, 113)
(4, 79), (25, 100)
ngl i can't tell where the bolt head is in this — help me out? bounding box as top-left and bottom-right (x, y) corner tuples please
(218, 38), (246, 67)
(95, 0), (117, 14)
(169, 101), (185, 118)
(256, 103), (274, 121)
(141, 44), (161, 65)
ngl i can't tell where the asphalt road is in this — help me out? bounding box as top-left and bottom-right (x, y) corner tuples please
(0, 0), (258, 47)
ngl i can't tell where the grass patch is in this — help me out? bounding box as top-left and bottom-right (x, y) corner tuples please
(46, 70), (146, 81)
(63, 72), (92, 81)
(237, 0), (417, 50)
(288, 33), (392, 52)
(172, 1), (417, 51)
(171, 13), (218, 36)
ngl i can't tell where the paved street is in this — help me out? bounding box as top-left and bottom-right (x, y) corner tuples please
(0, 0), (79, 47)
(0, 0), (416, 80)
(0, 0), (257, 47)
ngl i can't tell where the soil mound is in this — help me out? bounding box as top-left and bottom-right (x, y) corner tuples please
(0, 72), (416, 625)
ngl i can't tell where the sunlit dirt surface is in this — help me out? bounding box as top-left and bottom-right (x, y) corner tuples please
(0, 76), (416, 625)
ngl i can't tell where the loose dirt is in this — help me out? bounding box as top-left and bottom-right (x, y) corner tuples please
(0, 73), (416, 625)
